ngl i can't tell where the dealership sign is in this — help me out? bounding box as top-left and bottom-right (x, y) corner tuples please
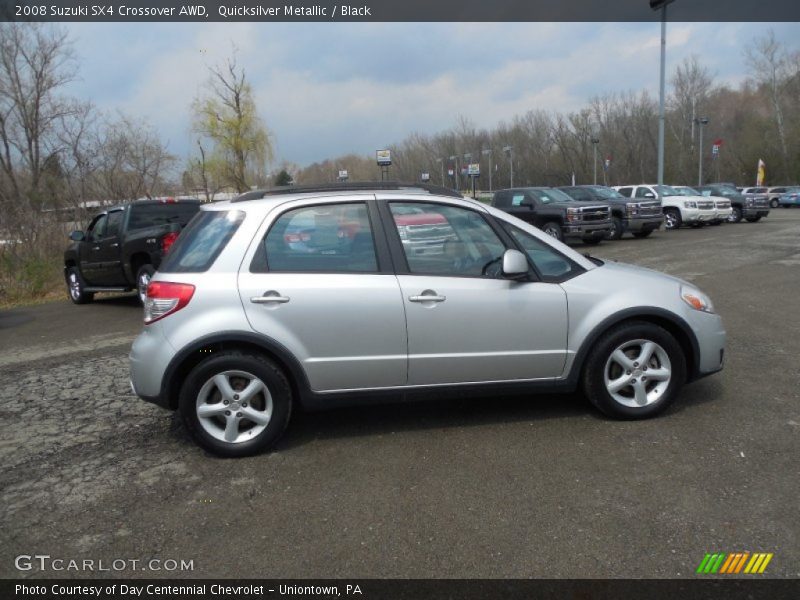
(376, 150), (391, 166)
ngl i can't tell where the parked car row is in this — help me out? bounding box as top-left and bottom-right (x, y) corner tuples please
(738, 186), (800, 208)
(487, 182), (773, 245)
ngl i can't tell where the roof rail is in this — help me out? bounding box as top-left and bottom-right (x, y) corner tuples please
(231, 181), (464, 202)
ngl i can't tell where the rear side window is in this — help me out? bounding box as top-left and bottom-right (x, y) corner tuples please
(128, 203), (200, 230)
(253, 202), (377, 273)
(159, 210), (244, 273)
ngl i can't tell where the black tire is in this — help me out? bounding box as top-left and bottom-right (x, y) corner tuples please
(136, 264), (156, 305)
(728, 206), (743, 223)
(179, 352), (293, 457)
(745, 216), (762, 223)
(66, 266), (94, 305)
(769, 198), (779, 208)
(664, 208), (682, 230)
(608, 216), (624, 240)
(632, 230), (653, 239)
(540, 221), (564, 242)
(582, 320), (687, 420)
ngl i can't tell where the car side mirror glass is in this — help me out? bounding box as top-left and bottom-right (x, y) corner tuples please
(70, 230), (85, 242)
(644, 192), (655, 198)
(502, 249), (528, 278)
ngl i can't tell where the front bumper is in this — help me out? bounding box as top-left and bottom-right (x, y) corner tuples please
(683, 308), (726, 380)
(563, 221), (611, 239)
(714, 207), (732, 220)
(742, 206), (769, 217)
(624, 216), (663, 232)
(682, 208), (717, 223)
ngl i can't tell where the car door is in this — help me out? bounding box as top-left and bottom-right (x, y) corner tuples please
(381, 198), (568, 386)
(238, 199), (407, 392)
(94, 209), (125, 285)
(79, 213), (108, 285)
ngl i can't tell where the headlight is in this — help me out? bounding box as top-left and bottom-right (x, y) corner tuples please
(684, 201), (697, 209)
(746, 198), (754, 206)
(681, 285), (715, 314)
(626, 203), (639, 215)
(566, 207), (581, 222)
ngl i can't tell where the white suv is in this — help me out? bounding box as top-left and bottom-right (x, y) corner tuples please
(614, 184), (716, 230)
(129, 183), (726, 457)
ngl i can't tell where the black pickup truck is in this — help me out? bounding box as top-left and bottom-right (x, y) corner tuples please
(559, 185), (663, 240)
(64, 199), (201, 305)
(491, 187), (611, 244)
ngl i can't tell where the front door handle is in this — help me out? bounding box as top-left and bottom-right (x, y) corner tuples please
(251, 291), (290, 304)
(409, 290), (446, 303)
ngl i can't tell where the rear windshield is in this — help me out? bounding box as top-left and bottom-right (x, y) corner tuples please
(128, 202), (200, 230)
(159, 210), (244, 273)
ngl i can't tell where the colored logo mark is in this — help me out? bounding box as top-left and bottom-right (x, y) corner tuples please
(696, 552), (773, 574)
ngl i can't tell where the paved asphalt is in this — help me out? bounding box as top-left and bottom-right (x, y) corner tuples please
(1, 211), (798, 579)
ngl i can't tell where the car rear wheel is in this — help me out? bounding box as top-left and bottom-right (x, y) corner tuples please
(582, 321), (686, 419)
(728, 207), (742, 223)
(66, 267), (94, 305)
(179, 352), (292, 457)
(664, 208), (681, 230)
(136, 265), (155, 305)
(541, 222), (564, 242)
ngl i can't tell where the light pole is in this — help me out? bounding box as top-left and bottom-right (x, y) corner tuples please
(436, 157), (444, 186)
(449, 155), (460, 192)
(591, 136), (600, 185)
(503, 145), (514, 188)
(651, 0), (675, 188)
(482, 148), (493, 191)
(696, 116), (709, 186)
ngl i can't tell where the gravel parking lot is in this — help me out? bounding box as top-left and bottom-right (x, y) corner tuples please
(1, 211), (799, 579)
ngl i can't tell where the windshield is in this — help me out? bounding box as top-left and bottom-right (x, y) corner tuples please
(589, 186), (624, 199)
(674, 186), (700, 196)
(535, 188), (575, 204)
(654, 185), (680, 197)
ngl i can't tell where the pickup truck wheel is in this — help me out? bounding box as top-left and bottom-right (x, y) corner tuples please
(745, 216), (762, 223)
(541, 222), (564, 242)
(66, 267), (94, 305)
(727, 207), (742, 223)
(608, 217), (624, 240)
(136, 265), (155, 305)
(583, 321), (686, 419)
(664, 208), (681, 230)
(632, 230), (653, 238)
(179, 352), (293, 458)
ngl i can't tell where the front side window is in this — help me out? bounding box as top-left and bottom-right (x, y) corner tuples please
(390, 202), (506, 278)
(106, 210), (124, 237)
(259, 202), (377, 273)
(502, 223), (580, 281)
(88, 214), (108, 241)
(617, 187), (633, 197)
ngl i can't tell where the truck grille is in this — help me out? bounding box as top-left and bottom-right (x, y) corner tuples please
(579, 205), (610, 221)
(715, 199), (731, 209)
(698, 200), (715, 210)
(753, 198), (768, 208)
(636, 201), (662, 217)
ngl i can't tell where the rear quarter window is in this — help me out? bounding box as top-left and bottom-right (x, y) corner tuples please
(159, 210), (244, 273)
(127, 203), (200, 230)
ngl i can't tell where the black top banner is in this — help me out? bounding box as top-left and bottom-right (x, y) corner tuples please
(1, 0), (799, 22)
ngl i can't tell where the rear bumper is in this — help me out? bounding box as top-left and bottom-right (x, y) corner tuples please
(129, 325), (175, 410)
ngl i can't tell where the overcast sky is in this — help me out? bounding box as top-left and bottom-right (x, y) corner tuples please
(62, 22), (797, 167)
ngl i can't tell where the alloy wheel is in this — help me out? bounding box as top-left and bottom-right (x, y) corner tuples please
(195, 370), (273, 444)
(603, 339), (672, 408)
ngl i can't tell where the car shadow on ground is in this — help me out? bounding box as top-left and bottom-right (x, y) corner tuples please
(91, 293), (140, 306)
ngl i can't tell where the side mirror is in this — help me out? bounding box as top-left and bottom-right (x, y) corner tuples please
(502, 249), (528, 279)
(644, 192), (656, 199)
(69, 230), (85, 242)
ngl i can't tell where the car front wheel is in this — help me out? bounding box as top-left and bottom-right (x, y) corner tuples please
(770, 199), (779, 208)
(582, 321), (687, 419)
(664, 208), (681, 230)
(66, 267), (94, 305)
(541, 222), (564, 242)
(179, 352), (292, 457)
(728, 207), (742, 223)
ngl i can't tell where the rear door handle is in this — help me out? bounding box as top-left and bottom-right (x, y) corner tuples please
(409, 291), (446, 303)
(251, 292), (290, 304)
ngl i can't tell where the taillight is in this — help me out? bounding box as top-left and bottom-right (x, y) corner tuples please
(144, 281), (195, 324)
(162, 231), (180, 254)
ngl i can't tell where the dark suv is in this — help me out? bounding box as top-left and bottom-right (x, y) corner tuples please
(559, 185), (662, 240)
(491, 187), (611, 244)
(64, 198), (201, 304)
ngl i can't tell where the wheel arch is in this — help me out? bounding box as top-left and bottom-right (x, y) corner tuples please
(568, 308), (699, 386)
(160, 332), (311, 410)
